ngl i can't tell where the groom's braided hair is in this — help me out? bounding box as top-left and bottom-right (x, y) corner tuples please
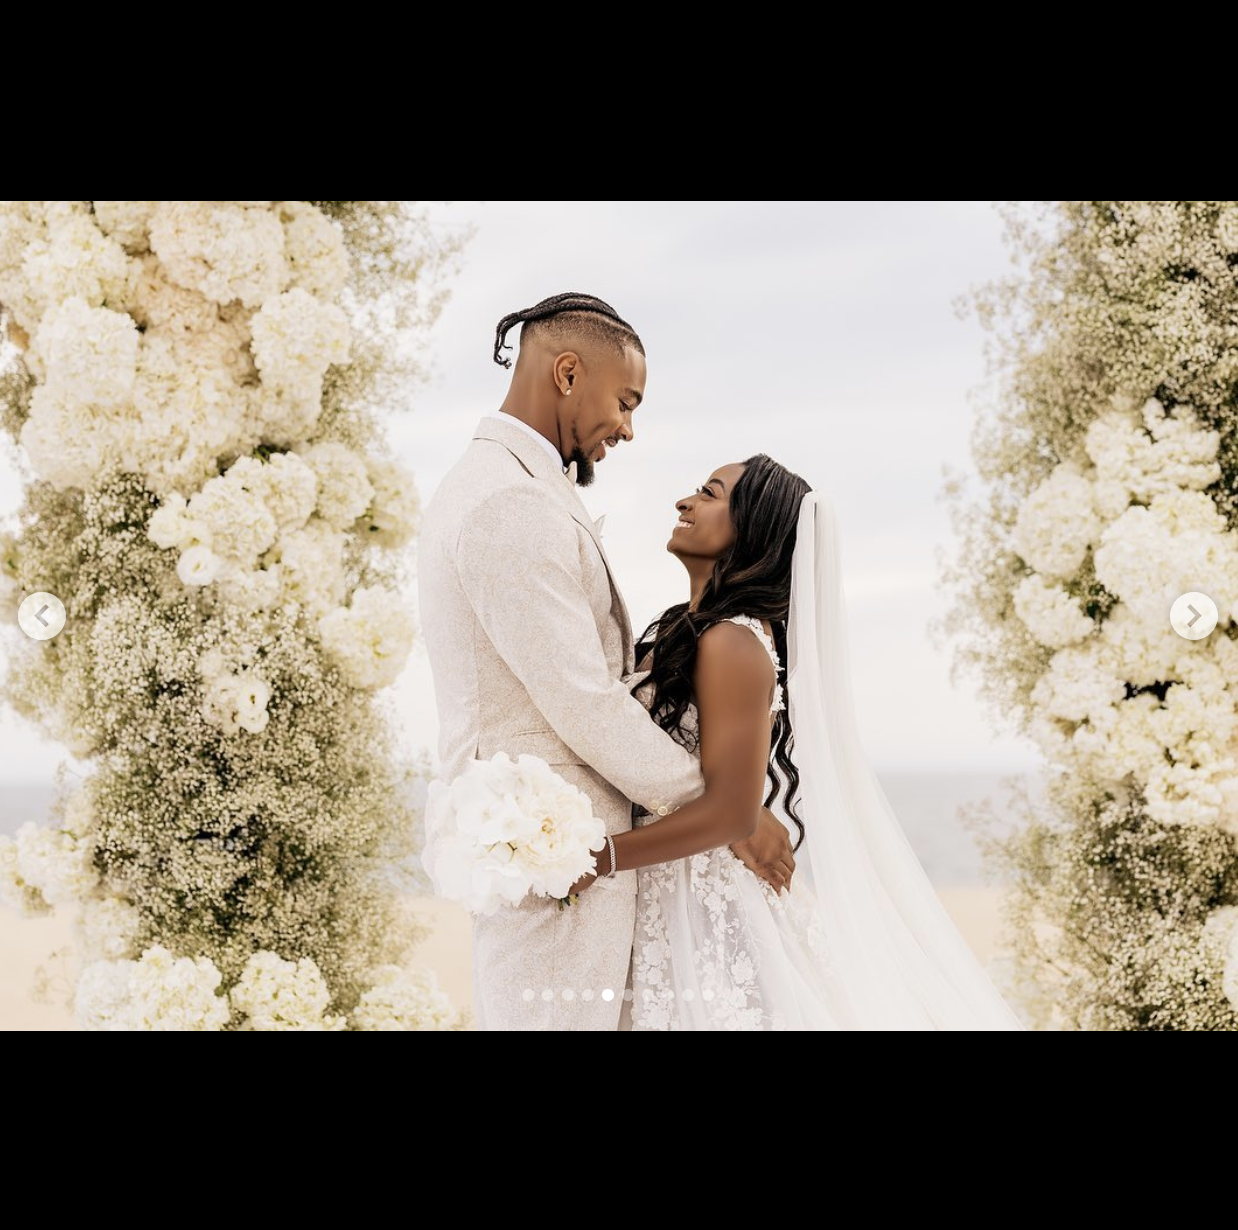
(492, 292), (644, 369)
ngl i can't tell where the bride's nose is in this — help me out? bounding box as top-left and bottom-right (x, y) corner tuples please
(676, 496), (692, 513)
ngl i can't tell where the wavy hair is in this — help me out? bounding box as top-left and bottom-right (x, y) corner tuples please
(634, 455), (812, 848)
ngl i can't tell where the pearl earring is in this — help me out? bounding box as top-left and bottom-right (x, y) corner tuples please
(565, 388), (572, 396)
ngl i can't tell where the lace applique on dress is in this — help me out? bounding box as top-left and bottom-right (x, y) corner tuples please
(720, 615), (785, 716)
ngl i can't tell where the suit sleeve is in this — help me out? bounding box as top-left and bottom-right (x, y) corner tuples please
(456, 485), (703, 813)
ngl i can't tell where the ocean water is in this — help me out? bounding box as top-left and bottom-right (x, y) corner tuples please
(0, 770), (1038, 885)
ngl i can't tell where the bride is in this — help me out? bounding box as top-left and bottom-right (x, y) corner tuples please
(571, 454), (1024, 1031)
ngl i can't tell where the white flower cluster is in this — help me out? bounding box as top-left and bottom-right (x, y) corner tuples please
(0, 201), (353, 495)
(0, 202), (460, 1030)
(200, 651), (273, 735)
(1011, 397), (1238, 833)
(352, 965), (465, 1031)
(230, 951), (345, 1031)
(76, 946), (231, 1031)
(318, 586), (415, 689)
(423, 752), (607, 914)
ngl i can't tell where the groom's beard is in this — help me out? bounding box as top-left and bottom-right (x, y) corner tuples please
(570, 445), (595, 488)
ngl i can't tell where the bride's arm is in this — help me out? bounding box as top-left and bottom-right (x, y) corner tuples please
(581, 622), (775, 881)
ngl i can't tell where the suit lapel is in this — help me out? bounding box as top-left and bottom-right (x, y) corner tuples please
(473, 418), (635, 666)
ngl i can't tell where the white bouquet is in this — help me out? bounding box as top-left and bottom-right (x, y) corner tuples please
(422, 753), (606, 915)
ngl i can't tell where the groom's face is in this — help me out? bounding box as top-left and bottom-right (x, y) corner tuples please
(562, 345), (646, 487)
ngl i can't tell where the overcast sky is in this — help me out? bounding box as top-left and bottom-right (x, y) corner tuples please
(0, 201), (1038, 788)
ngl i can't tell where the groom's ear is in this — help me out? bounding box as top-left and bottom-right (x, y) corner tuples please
(553, 351), (582, 396)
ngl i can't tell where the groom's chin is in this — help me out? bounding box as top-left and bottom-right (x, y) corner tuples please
(572, 452), (595, 488)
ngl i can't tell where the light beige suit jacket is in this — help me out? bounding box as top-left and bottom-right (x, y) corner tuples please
(419, 416), (704, 1030)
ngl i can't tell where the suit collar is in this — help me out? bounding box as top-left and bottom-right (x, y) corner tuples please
(473, 416), (565, 485)
(471, 416), (635, 667)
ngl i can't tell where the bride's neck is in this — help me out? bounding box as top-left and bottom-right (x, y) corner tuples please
(685, 561), (712, 610)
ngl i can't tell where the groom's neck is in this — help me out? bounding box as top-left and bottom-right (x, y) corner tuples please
(498, 391), (565, 462)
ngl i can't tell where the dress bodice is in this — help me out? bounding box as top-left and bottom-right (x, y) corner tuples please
(632, 615), (785, 732)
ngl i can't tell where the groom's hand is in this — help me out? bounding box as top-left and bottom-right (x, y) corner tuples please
(731, 807), (795, 893)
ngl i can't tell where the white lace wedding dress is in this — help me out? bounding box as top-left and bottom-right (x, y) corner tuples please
(627, 616), (844, 1031)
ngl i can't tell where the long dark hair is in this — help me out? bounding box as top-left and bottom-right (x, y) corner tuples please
(634, 455), (812, 849)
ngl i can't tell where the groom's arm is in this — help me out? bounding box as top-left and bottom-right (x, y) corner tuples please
(457, 486), (702, 814)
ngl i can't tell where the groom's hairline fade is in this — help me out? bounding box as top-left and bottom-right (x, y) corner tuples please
(493, 291), (644, 369)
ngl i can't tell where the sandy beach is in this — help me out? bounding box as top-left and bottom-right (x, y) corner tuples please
(0, 887), (1007, 1030)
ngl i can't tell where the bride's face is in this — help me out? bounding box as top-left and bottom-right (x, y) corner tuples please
(669, 462), (747, 561)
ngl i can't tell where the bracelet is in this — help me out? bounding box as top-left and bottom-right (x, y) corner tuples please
(605, 834), (618, 878)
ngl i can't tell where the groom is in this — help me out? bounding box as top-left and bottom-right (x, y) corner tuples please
(420, 292), (792, 1031)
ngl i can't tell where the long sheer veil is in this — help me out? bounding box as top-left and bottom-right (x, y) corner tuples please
(787, 492), (1024, 1029)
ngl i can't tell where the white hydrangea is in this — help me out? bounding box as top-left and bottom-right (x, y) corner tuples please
(1012, 574), (1093, 648)
(1011, 465), (1100, 579)
(1096, 602), (1183, 687)
(177, 545), (225, 587)
(1093, 491), (1238, 626)
(215, 566), (282, 611)
(362, 458), (420, 548)
(76, 946), (230, 1032)
(0, 201), (44, 334)
(250, 452), (318, 531)
(1084, 398), (1220, 512)
(14, 821), (98, 906)
(201, 665), (272, 736)
(351, 965), (464, 1031)
(1030, 642), (1126, 724)
(77, 896), (143, 963)
(1144, 756), (1237, 829)
(318, 586), (415, 689)
(0, 835), (51, 917)
(187, 465), (278, 564)
(149, 201), (287, 307)
(23, 207), (134, 322)
(32, 297), (139, 410)
(1070, 692), (1162, 783)
(92, 201), (160, 253)
(250, 288), (350, 440)
(268, 518), (346, 617)
(279, 202), (350, 300)
(231, 951), (345, 1031)
(128, 252), (219, 335)
(302, 441), (373, 530)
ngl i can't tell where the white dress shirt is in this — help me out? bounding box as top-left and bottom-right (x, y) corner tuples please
(486, 411), (565, 471)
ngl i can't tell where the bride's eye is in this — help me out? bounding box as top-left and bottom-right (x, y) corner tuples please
(697, 485), (713, 498)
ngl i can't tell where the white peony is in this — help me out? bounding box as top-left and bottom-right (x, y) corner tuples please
(1012, 574), (1094, 649)
(1011, 465), (1100, 579)
(149, 201), (287, 308)
(422, 752), (606, 914)
(352, 965), (464, 1031)
(318, 586), (415, 689)
(231, 951), (344, 1031)
(177, 545), (224, 587)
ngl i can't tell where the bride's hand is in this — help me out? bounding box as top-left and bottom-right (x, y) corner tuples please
(730, 807), (795, 893)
